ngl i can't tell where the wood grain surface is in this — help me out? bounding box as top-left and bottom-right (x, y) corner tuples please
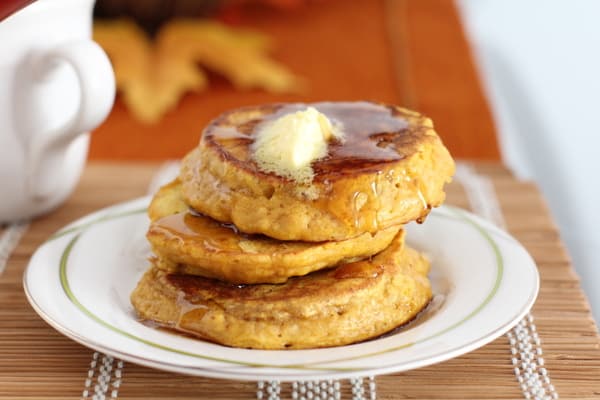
(1, 161), (598, 399)
(89, 0), (500, 161)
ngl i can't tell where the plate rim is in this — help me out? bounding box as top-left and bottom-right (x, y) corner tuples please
(23, 197), (540, 381)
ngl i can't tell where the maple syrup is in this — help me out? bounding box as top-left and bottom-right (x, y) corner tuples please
(206, 102), (422, 177)
(200, 101), (435, 233)
(333, 261), (384, 280)
(152, 212), (253, 253)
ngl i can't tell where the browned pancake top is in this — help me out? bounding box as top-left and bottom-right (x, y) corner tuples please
(202, 102), (431, 182)
(165, 252), (389, 303)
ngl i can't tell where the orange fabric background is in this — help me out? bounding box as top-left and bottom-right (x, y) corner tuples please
(90, 0), (499, 160)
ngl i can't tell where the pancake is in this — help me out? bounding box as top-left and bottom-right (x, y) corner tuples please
(131, 232), (432, 349)
(148, 179), (188, 221)
(180, 101), (455, 242)
(147, 179), (401, 284)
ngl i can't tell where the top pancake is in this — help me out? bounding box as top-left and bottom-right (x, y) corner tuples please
(181, 101), (455, 241)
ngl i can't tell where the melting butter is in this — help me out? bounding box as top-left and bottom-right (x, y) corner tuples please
(251, 107), (343, 183)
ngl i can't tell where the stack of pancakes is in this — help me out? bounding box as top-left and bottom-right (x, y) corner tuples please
(131, 101), (455, 349)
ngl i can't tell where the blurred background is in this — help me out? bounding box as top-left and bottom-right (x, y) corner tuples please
(89, 0), (600, 324)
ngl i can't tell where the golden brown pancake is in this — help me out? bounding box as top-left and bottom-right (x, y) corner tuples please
(148, 179), (188, 222)
(131, 232), (432, 349)
(180, 101), (455, 242)
(147, 179), (401, 284)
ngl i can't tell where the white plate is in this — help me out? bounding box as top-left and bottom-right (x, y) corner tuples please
(23, 197), (539, 381)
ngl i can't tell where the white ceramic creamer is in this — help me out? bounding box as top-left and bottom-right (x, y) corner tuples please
(0, 0), (115, 222)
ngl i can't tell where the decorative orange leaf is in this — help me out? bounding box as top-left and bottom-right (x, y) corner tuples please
(94, 19), (304, 124)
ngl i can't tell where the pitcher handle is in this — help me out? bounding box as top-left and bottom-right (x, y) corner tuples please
(20, 40), (115, 199)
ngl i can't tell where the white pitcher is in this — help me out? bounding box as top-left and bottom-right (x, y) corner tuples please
(0, 0), (115, 222)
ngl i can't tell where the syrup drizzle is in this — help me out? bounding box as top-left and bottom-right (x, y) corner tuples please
(206, 101), (422, 180)
(201, 101), (433, 230)
(153, 212), (250, 253)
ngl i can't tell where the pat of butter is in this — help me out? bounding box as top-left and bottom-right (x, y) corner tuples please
(252, 107), (342, 183)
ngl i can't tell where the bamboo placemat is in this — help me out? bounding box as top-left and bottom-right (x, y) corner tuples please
(1, 161), (599, 399)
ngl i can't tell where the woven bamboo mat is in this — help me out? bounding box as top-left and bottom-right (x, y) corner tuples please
(1, 161), (599, 399)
